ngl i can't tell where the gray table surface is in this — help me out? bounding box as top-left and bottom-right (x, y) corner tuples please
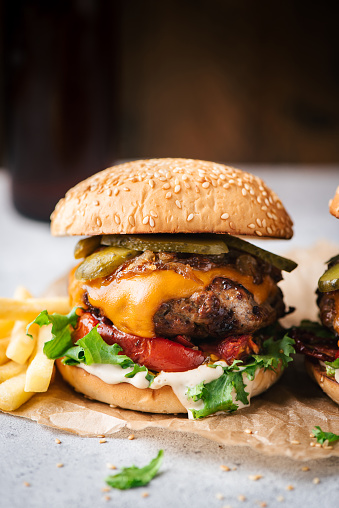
(1, 166), (339, 508)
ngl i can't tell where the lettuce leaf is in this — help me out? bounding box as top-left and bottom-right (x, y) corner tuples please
(105, 450), (163, 490)
(312, 426), (339, 445)
(27, 308), (79, 360)
(187, 334), (295, 419)
(324, 357), (339, 377)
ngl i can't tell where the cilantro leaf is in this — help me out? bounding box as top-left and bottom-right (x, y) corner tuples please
(312, 426), (339, 445)
(105, 450), (163, 490)
(27, 308), (79, 360)
(62, 326), (155, 383)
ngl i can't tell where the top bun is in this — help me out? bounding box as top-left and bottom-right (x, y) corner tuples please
(329, 186), (339, 219)
(51, 158), (293, 238)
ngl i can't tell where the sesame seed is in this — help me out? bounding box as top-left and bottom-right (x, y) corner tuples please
(310, 442), (316, 447)
(55, 438), (61, 444)
(260, 503), (267, 508)
(184, 181), (191, 188)
(241, 188), (247, 196)
(202, 182), (210, 189)
(142, 216), (149, 225)
(182, 174), (188, 181)
(149, 179), (154, 188)
(256, 218), (262, 227)
(114, 214), (120, 225)
(216, 493), (224, 500)
(221, 213), (229, 220)
(154, 172), (160, 178)
(229, 179), (235, 184)
(174, 185), (181, 193)
(257, 196), (262, 204)
(106, 463), (116, 470)
(277, 496), (284, 502)
(102, 487), (111, 492)
(150, 210), (158, 217)
(262, 219), (267, 227)
(175, 177), (180, 185)
(106, 189), (112, 196)
(220, 465), (230, 471)
(262, 191), (267, 196)
(238, 495), (246, 502)
(104, 495), (111, 501)
(141, 492), (149, 498)
(315, 443), (322, 448)
(255, 230), (263, 236)
(249, 474), (263, 481)
(229, 221), (235, 229)
(248, 223), (256, 229)
(223, 183), (230, 189)
(99, 438), (107, 444)
(162, 183), (170, 189)
(261, 205), (268, 211)
(114, 188), (119, 196)
(56, 463), (64, 468)
(265, 198), (270, 206)
(301, 466), (310, 471)
(128, 434), (135, 440)
(187, 213), (194, 222)
(291, 440), (300, 445)
(149, 218), (155, 227)
(96, 217), (102, 227)
(312, 478), (320, 484)
(244, 429), (252, 434)
(123, 187), (130, 192)
(286, 485), (294, 491)
(165, 192), (172, 199)
(93, 200), (99, 206)
(23, 482), (30, 487)
(232, 467), (237, 471)
(175, 200), (182, 209)
(128, 216), (135, 226)
(324, 445), (333, 450)
(244, 183), (250, 190)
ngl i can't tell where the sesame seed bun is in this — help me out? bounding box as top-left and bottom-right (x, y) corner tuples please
(329, 186), (339, 219)
(305, 358), (339, 405)
(56, 358), (283, 414)
(51, 158), (293, 238)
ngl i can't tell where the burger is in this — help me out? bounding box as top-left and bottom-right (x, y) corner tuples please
(292, 186), (339, 404)
(40, 159), (296, 419)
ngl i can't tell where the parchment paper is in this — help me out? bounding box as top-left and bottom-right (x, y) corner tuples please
(5, 241), (339, 461)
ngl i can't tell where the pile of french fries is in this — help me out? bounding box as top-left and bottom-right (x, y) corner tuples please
(0, 287), (70, 411)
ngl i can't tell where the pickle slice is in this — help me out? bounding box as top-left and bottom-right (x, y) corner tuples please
(219, 234), (298, 272)
(101, 234), (229, 255)
(326, 254), (339, 265)
(318, 263), (339, 292)
(75, 246), (137, 281)
(74, 236), (102, 259)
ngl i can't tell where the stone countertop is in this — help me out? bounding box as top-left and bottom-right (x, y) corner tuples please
(0, 166), (338, 508)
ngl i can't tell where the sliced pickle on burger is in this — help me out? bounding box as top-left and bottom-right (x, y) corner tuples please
(74, 236), (102, 259)
(75, 246), (138, 281)
(318, 263), (339, 292)
(101, 234), (229, 255)
(219, 234), (297, 272)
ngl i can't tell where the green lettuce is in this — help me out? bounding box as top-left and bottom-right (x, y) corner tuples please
(187, 334), (295, 419)
(105, 450), (163, 490)
(312, 426), (339, 445)
(324, 358), (339, 377)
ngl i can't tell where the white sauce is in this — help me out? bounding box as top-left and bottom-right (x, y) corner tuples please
(77, 361), (256, 419)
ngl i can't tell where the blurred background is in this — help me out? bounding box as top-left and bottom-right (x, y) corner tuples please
(1, 0), (338, 220)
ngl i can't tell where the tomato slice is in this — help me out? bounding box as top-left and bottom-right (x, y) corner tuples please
(73, 312), (205, 372)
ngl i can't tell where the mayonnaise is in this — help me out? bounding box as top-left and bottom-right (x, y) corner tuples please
(77, 361), (255, 419)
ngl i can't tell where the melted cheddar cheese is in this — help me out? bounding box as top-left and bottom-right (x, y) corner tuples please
(70, 265), (275, 338)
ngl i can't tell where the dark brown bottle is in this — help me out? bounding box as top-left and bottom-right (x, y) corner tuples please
(4, 0), (120, 221)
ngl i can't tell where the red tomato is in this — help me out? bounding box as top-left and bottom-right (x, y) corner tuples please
(73, 312), (205, 372)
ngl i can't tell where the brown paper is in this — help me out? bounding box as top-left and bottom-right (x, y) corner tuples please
(5, 241), (339, 460)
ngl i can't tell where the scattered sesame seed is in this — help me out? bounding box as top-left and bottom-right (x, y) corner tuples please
(175, 200), (182, 209)
(249, 474), (263, 481)
(99, 439), (107, 444)
(128, 216), (135, 226)
(141, 492), (149, 498)
(221, 213), (229, 220)
(256, 218), (262, 227)
(184, 181), (191, 188)
(114, 214), (121, 224)
(123, 187), (130, 192)
(310, 442), (316, 447)
(93, 200), (99, 206)
(149, 217), (155, 227)
(104, 495), (111, 501)
(238, 495), (246, 502)
(260, 502), (267, 508)
(229, 221), (235, 229)
(324, 445), (333, 450)
(320, 376), (324, 383)
(267, 227), (273, 234)
(56, 463), (64, 468)
(128, 434), (135, 440)
(301, 466), (310, 471)
(106, 463), (116, 470)
(215, 493), (224, 500)
(23, 482), (30, 487)
(286, 485), (294, 491)
(182, 174), (188, 180)
(102, 487), (111, 492)
(220, 465), (230, 471)
(149, 179), (154, 188)
(291, 440), (300, 445)
(202, 182), (210, 189)
(165, 192), (172, 199)
(244, 429), (252, 434)
(315, 443), (322, 448)
(174, 185), (181, 193)
(55, 438), (61, 444)
(310, 433), (314, 438)
(96, 217), (102, 227)
(162, 183), (170, 189)
(150, 210), (158, 217)
(232, 467), (237, 471)
(223, 183), (230, 189)
(312, 478), (320, 484)
(187, 213), (194, 222)
(277, 495), (284, 502)
(142, 216), (149, 225)
(255, 230), (263, 236)
(241, 188), (247, 196)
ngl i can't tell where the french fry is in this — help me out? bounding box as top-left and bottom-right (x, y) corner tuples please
(25, 324), (55, 392)
(0, 360), (26, 383)
(0, 371), (34, 411)
(6, 287), (35, 364)
(0, 320), (14, 339)
(0, 337), (11, 365)
(0, 297), (70, 321)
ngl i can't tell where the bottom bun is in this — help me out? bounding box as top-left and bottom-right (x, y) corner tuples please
(56, 359), (283, 414)
(305, 358), (339, 405)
